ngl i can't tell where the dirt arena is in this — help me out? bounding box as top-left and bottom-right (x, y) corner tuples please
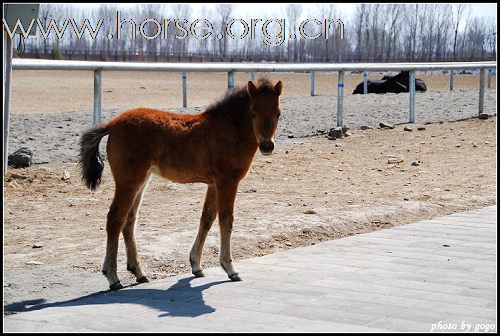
(9, 70), (496, 115)
(3, 69), (497, 312)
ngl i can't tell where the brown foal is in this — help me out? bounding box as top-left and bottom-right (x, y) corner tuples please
(79, 78), (283, 290)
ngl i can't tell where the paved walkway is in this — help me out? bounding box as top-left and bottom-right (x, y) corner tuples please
(4, 206), (497, 332)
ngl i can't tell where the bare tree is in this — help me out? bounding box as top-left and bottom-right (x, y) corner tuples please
(403, 4), (421, 61)
(459, 8), (472, 59)
(385, 4), (401, 61)
(363, 6), (371, 61)
(213, 4), (232, 57)
(451, 4), (468, 60)
(95, 4), (116, 59)
(424, 5), (437, 60)
(285, 4), (301, 61)
(416, 5), (429, 60)
(317, 3), (338, 62)
(353, 4), (367, 61)
(434, 4), (451, 61)
(484, 17), (496, 58)
(370, 4), (381, 60)
(36, 3), (53, 54)
(198, 5), (212, 55)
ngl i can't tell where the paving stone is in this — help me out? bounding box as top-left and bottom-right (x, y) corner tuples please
(275, 304), (380, 325)
(4, 205), (496, 332)
(3, 318), (93, 332)
(312, 278), (494, 308)
(368, 317), (436, 332)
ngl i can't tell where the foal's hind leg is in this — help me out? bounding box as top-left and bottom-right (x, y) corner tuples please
(189, 185), (217, 277)
(122, 175), (150, 284)
(102, 182), (145, 291)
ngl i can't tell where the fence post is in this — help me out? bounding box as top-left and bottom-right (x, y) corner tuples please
(363, 71), (368, 94)
(93, 69), (102, 124)
(251, 72), (256, 82)
(310, 71), (315, 96)
(228, 71), (235, 91)
(409, 70), (416, 123)
(182, 71), (187, 108)
(487, 69), (492, 89)
(337, 70), (344, 127)
(479, 68), (485, 115)
(450, 70), (455, 91)
(3, 32), (13, 175)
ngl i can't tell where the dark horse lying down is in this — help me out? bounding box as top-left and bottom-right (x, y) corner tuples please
(381, 71), (427, 92)
(353, 71), (427, 94)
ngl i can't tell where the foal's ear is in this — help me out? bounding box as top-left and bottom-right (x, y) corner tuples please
(247, 81), (258, 98)
(274, 81), (283, 96)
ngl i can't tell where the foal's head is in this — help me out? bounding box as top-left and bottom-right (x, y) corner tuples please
(247, 79), (283, 155)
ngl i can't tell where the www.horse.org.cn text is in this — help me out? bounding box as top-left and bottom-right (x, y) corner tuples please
(2, 11), (345, 46)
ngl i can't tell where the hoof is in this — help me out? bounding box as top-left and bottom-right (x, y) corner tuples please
(109, 281), (124, 291)
(193, 270), (205, 278)
(229, 273), (242, 282)
(137, 276), (150, 284)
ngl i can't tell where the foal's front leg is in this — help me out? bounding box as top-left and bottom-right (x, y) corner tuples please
(215, 179), (241, 281)
(189, 185), (217, 277)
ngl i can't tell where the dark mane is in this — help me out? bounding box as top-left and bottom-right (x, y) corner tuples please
(205, 77), (276, 117)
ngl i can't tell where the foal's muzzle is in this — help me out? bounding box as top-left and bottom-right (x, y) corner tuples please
(259, 141), (274, 155)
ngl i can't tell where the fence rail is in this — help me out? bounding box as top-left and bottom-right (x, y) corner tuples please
(16, 46), (499, 64)
(11, 58), (497, 72)
(3, 57), (497, 174)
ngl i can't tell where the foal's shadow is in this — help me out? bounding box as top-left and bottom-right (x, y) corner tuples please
(4, 276), (229, 318)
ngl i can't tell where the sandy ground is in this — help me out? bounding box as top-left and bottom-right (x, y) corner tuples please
(3, 116), (497, 312)
(10, 70), (496, 115)
(6, 89), (497, 165)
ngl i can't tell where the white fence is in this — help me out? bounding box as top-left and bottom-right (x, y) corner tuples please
(9, 59), (497, 123)
(3, 56), (497, 174)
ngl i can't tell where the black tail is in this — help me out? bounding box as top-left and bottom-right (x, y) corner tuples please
(78, 124), (109, 190)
